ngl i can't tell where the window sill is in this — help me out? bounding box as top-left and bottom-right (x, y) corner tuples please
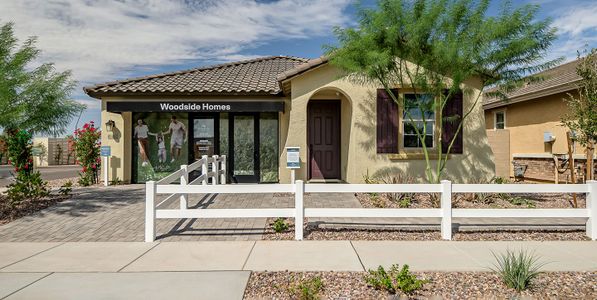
(387, 153), (454, 160)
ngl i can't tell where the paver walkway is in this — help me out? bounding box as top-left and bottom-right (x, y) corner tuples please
(0, 241), (595, 299)
(0, 185), (361, 242)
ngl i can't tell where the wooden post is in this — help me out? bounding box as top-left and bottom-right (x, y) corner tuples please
(294, 180), (304, 241)
(220, 155), (227, 184)
(440, 180), (452, 240)
(212, 155), (219, 185)
(145, 181), (156, 242)
(179, 165), (188, 209)
(201, 155), (208, 185)
(567, 132), (578, 207)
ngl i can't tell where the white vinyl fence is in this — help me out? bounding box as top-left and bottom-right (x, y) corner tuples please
(145, 166), (597, 242)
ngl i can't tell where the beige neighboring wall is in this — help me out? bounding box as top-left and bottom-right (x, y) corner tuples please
(101, 100), (132, 183)
(484, 91), (587, 178)
(279, 63), (495, 183)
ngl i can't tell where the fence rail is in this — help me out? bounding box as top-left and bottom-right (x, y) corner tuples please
(145, 174), (597, 242)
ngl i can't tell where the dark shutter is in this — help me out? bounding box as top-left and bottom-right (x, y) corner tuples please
(441, 89), (463, 154)
(376, 89), (399, 153)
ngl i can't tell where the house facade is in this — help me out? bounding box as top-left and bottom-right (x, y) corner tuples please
(84, 56), (494, 184)
(484, 59), (594, 183)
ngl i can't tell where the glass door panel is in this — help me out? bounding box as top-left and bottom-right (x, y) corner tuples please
(193, 117), (215, 160)
(233, 115), (255, 176)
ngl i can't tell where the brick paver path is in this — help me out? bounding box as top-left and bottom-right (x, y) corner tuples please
(0, 185), (361, 242)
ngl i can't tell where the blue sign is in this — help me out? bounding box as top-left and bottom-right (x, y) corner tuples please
(100, 146), (111, 157)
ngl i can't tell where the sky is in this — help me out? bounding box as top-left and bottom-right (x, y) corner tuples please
(2, 0), (596, 137)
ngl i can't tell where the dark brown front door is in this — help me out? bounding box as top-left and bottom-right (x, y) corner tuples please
(308, 100), (340, 180)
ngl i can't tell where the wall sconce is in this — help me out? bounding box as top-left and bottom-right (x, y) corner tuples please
(105, 120), (116, 132)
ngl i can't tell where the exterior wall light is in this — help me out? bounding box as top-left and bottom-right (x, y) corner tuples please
(105, 120), (116, 132)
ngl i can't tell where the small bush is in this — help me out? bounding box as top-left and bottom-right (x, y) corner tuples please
(272, 218), (289, 233)
(288, 276), (323, 300)
(398, 197), (411, 208)
(492, 249), (544, 292)
(508, 196), (536, 208)
(6, 171), (49, 206)
(364, 264), (427, 295)
(59, 181), (73, 197)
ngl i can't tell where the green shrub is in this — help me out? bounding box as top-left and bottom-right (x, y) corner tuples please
(364, 264), (427, 294)
(288, 276), (323, 300)
(508, 196), (536, 208)
(272, 218), (289, 233)
(5, 130), (49, 205)
(59, 181), (73, 197)
(73, 122), (101, 186)
(398, 197), (411, 208)
(492, 249), (544, 292)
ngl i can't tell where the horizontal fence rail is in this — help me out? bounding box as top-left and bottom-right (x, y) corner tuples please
(145, 175), (597, 242)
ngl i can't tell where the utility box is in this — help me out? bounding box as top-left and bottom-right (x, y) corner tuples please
(543, 131), (555, 143)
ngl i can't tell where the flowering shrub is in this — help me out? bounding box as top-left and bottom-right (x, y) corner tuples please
(4, 130), (48, 205)
(73, 122), (101, 186)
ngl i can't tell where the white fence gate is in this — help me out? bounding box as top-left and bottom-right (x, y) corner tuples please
(145, 164), (597, 242)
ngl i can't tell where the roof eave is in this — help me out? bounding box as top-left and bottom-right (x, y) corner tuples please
(482, 81), (580, 110)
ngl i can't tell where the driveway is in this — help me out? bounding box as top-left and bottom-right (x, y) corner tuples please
(0, 165), (80, 187)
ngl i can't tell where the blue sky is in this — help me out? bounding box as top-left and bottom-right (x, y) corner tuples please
(2, 0), (596, 136)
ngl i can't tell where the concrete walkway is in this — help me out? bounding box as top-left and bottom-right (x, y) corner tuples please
(0, 241), (595, 299)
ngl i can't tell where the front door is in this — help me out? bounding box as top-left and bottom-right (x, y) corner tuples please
(230, 113), (260, 183)
(308, 100), (341, 180)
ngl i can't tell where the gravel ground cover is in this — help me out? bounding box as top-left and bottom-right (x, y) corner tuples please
(244, 271), (597, 299)
(262, 218), (589, 241)
(356, 192), (586, 209)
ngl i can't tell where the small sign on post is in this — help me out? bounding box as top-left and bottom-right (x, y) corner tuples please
(31, 147), (43, 156)
(100, 146), (111, 186)
(286, 147), (300, 183)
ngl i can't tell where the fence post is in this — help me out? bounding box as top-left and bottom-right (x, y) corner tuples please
(212, 155), (219, 185)
(201, 155), (208, 185)
(179, 165), (188, 209)
(145, 181), (156, 242)
(587, 180), (597, 240)
(440, 180), (452, 240)
(294, 180), (304, 241)
(220, 155), (227, 184)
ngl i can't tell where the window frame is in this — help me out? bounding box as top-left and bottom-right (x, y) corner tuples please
(494, 110), (506, 130)
(401, 93), (436, 149)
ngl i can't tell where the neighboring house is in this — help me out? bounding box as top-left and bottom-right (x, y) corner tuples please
(484, 59), (593, 183)
(84, 56), (494, 184)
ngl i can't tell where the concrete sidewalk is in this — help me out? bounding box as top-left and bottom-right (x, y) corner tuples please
(0, 241), (595, 299)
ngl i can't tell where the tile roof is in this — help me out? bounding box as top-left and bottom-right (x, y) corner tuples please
(483, 59), (582, 109)
(84, 56), (310, 98)
(276, 56), (329, 82)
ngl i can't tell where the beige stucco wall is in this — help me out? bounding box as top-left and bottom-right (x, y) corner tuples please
(484, 91), (587, 178)
(279, 64), (495, 184)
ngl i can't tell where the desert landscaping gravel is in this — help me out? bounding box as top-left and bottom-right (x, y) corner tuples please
(244, 271), (597, 299)
(262, 218), (589, 241)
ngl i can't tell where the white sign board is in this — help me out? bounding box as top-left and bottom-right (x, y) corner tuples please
(286, 147), (300, 169)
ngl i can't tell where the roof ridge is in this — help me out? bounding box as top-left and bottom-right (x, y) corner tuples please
(83, 55), (309, 92)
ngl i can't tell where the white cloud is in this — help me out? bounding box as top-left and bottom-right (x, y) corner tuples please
(550, 1), (597, 61)
(1, 0), (351, 84)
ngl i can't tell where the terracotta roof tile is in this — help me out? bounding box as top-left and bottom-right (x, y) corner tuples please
(84, 56), (309, 98)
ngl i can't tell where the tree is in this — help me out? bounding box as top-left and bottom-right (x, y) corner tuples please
(326, 0), (559, 183)
(0, 22), (84, 136)
(562, 49), (597, 181)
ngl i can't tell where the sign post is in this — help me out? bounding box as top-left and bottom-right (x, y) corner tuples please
(285, 147), (300, 183)
(100, 146), (111, 187)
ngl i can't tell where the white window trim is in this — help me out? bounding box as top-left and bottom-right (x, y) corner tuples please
(494, 110), (506, 130)
(402, 94), (435, 149)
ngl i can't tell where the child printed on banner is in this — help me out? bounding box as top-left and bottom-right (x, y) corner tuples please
(149, 131), (168, 164)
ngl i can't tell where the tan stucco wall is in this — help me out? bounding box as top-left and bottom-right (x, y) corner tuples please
(484, 92), (586, 178)
(279, 64), (495, 183)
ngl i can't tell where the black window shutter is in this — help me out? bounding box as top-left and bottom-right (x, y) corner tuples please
(441, 89), (463, 154)
(376, 89), (399, 154)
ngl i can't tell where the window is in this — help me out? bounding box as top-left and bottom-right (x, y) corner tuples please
(494, 111), (505, 129)
(403, 94), (434, 148)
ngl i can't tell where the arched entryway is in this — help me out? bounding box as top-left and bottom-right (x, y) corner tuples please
(307, 88), (352, 181)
